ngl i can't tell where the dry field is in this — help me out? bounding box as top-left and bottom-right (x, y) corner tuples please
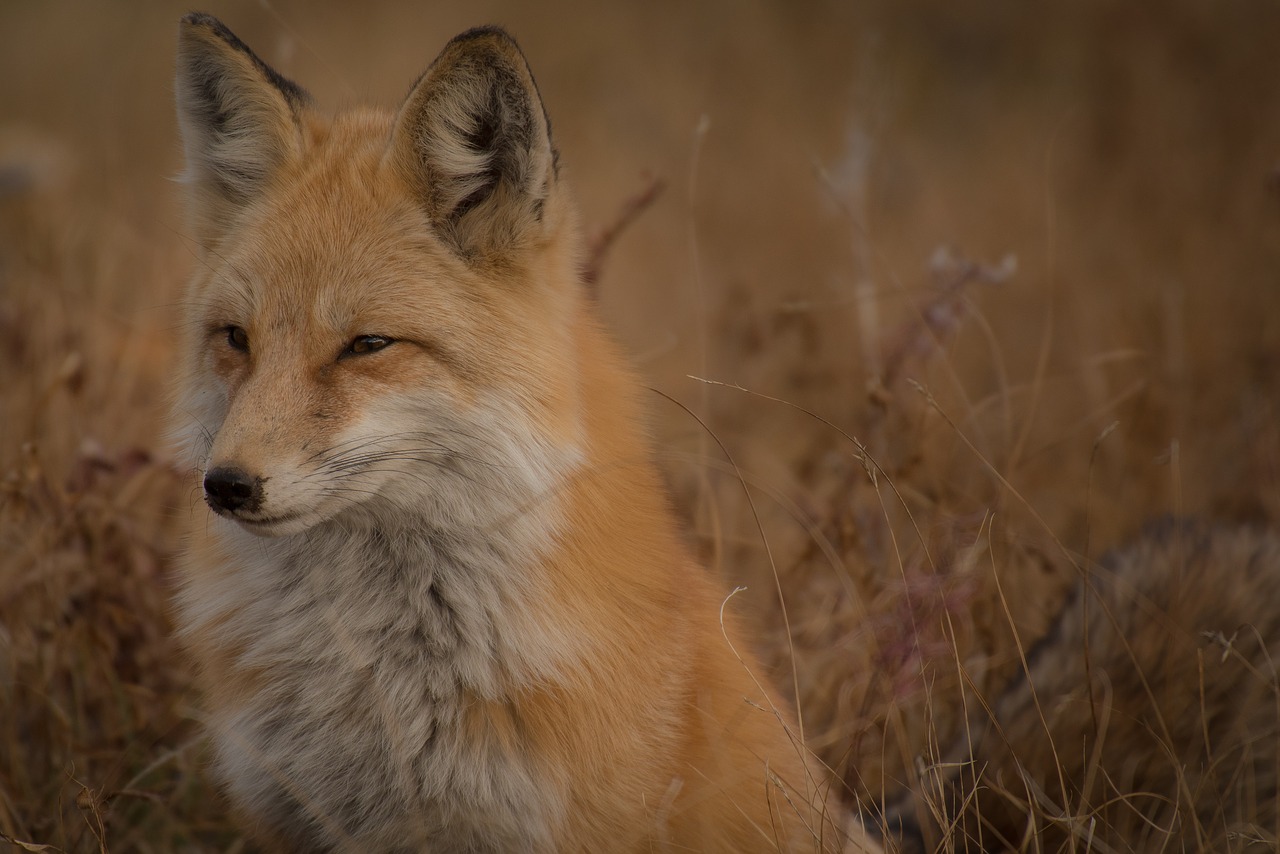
(3, 1), (1280, 850)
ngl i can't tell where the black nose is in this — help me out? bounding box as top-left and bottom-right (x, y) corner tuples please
(203, 465), (263, 513)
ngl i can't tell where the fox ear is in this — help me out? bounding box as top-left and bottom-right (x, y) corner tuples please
(175, 13), (308, 240)
(390, 28), (557, 260)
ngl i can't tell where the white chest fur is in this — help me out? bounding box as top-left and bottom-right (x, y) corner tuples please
(179, 521), (576, 851)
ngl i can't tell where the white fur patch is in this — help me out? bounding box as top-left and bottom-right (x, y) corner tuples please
(175, 384), (585, 848)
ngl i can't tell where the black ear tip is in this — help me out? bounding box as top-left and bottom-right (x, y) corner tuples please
(180, 11), (220, 28)
(180, 11), (236, 42)
(179, 12), (242, 49)
(178, 12), (239, 50)
(448, 25), (521, 49)
(177, 12), (311, 109)
(442, 26), (531, 67)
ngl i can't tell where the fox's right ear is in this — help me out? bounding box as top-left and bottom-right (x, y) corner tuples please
(175, 13), (308, 241)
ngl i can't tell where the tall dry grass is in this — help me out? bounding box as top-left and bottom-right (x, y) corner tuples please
(3, 1), (1280, 850)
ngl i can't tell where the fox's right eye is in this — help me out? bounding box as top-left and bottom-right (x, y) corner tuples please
(225, 326), (249, 352)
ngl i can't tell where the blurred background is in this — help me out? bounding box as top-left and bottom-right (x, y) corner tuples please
(3, 1), (1280, 849)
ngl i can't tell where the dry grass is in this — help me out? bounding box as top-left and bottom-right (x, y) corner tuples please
(4, 1), (1280, 850)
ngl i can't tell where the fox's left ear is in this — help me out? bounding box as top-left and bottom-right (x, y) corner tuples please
(390, 28), (558, 261)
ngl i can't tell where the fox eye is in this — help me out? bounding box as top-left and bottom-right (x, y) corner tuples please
(225, 325), (249, 352)
(345, 334), (394, 357)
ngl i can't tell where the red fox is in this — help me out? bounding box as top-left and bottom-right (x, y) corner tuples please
(171, 13), (881, 853)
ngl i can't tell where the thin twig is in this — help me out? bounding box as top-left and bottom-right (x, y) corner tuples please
(581, 173), (667, 294)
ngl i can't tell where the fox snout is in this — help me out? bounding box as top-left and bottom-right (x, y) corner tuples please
(203, 465), (265, 515)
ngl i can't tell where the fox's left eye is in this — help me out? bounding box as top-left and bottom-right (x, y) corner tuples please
(344, 335), (394, 357)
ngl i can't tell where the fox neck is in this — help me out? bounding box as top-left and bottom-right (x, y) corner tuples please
(211, 518), (571, 694)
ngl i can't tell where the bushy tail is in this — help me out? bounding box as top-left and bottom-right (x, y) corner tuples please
(887, 519), (1280, 852)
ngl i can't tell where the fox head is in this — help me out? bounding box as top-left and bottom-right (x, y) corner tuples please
(173, 14), (584, 539)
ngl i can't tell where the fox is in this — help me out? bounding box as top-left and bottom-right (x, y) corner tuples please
(170, 13), (882, 853)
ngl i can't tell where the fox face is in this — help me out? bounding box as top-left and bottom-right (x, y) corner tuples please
(174, 16), (583, 541)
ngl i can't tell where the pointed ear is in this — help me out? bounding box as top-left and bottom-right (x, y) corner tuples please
(175, 13), (308, 241)
(389, 27), (558, 261)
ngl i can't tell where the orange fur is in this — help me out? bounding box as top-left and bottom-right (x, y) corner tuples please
(172, 14), (880, 853)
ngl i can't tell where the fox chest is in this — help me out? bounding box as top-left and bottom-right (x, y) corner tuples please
(210, 676), (560, 852)
(183, 536), (568, 851)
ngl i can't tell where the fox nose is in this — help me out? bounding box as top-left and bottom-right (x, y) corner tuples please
(204, 465), (263, 513)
